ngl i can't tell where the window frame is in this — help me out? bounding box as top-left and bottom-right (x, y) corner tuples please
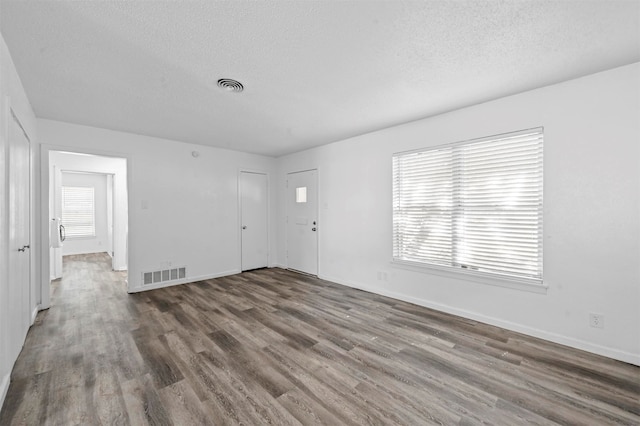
(392, 128), (544, 291)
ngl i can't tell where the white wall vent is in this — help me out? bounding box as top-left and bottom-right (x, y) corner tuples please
(142, 267), (186, 285)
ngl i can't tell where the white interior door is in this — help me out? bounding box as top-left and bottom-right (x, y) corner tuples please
(8, 110), (31, 362)
(286, 169), (318, 275)
(240, 171), (268, 271)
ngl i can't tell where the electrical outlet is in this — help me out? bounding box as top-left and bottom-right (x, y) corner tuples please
(589, 313), (604, 329)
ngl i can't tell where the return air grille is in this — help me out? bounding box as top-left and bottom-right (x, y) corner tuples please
(142, 267), (186, 285)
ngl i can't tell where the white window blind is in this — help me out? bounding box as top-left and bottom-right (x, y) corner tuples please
(393, 128), (543, 283)
(62, 186), (96, 238)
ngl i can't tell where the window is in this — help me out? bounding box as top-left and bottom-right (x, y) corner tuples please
(392, 128), (543, 284)
(61, 186), (96, 238)
(296, 187), (307, 203)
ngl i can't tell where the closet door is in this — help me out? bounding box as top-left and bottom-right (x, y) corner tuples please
(240, 171), (268, 271)
(8, 109), (31, 363)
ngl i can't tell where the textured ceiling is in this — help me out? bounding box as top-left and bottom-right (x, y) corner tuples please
(1, 1), (638, 156)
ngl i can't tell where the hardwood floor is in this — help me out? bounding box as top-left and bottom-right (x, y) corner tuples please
(1, 253), (638, 425)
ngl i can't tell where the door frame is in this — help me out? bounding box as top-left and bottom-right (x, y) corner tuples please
(39, 144), (133, 309)
(285, 168), (319, 276)
(237, 168), (270, 271)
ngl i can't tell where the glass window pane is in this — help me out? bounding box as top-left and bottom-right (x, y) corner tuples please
(296, 187), (307, 203)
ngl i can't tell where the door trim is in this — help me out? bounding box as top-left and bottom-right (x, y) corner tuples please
(237, 168), (270, 271)
(9, 109), (30, 142)
(285, 168), (319, 276)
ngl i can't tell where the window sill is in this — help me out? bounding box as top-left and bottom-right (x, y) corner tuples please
(390, 259), (547, 294)
(64, 236), (96, 241)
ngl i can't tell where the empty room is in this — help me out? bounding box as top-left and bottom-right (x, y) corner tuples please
(0, 1), (638, 425)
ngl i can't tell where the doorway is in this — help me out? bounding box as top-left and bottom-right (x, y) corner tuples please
(240, 171), (268, 271)
(286, 169), (318, 276)
(42, 149), (128, 307)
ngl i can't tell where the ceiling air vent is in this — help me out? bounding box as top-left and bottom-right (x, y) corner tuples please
(217, 78), (244, 92)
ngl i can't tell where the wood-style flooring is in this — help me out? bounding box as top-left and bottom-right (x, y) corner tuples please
(1, 253), (639, 425)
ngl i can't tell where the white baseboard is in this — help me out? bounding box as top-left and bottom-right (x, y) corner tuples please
(270, 263), (286, 269)
(128, 269), (241, 293)
(0, 373), (9, 414)
(31, 305), (39, 325)
(320, 274), (640, 366)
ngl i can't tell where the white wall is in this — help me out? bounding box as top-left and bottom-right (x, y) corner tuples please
(0, 34), (38, 410)
(277, 63), (640, 365)
(38, 119), (278, 294)
(48, 151), (128, 278)
(60, 172), (109, 255)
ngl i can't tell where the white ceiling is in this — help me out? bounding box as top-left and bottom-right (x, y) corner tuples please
(1, 1), (638, 157)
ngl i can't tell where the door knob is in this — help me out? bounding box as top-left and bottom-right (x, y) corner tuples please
(242, 226), (247, 230)
(312, 227), (316, 231)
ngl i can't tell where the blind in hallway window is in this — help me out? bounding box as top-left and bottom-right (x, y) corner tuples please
(62, 186), (96, 238)
(392, 128), (543, 284)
